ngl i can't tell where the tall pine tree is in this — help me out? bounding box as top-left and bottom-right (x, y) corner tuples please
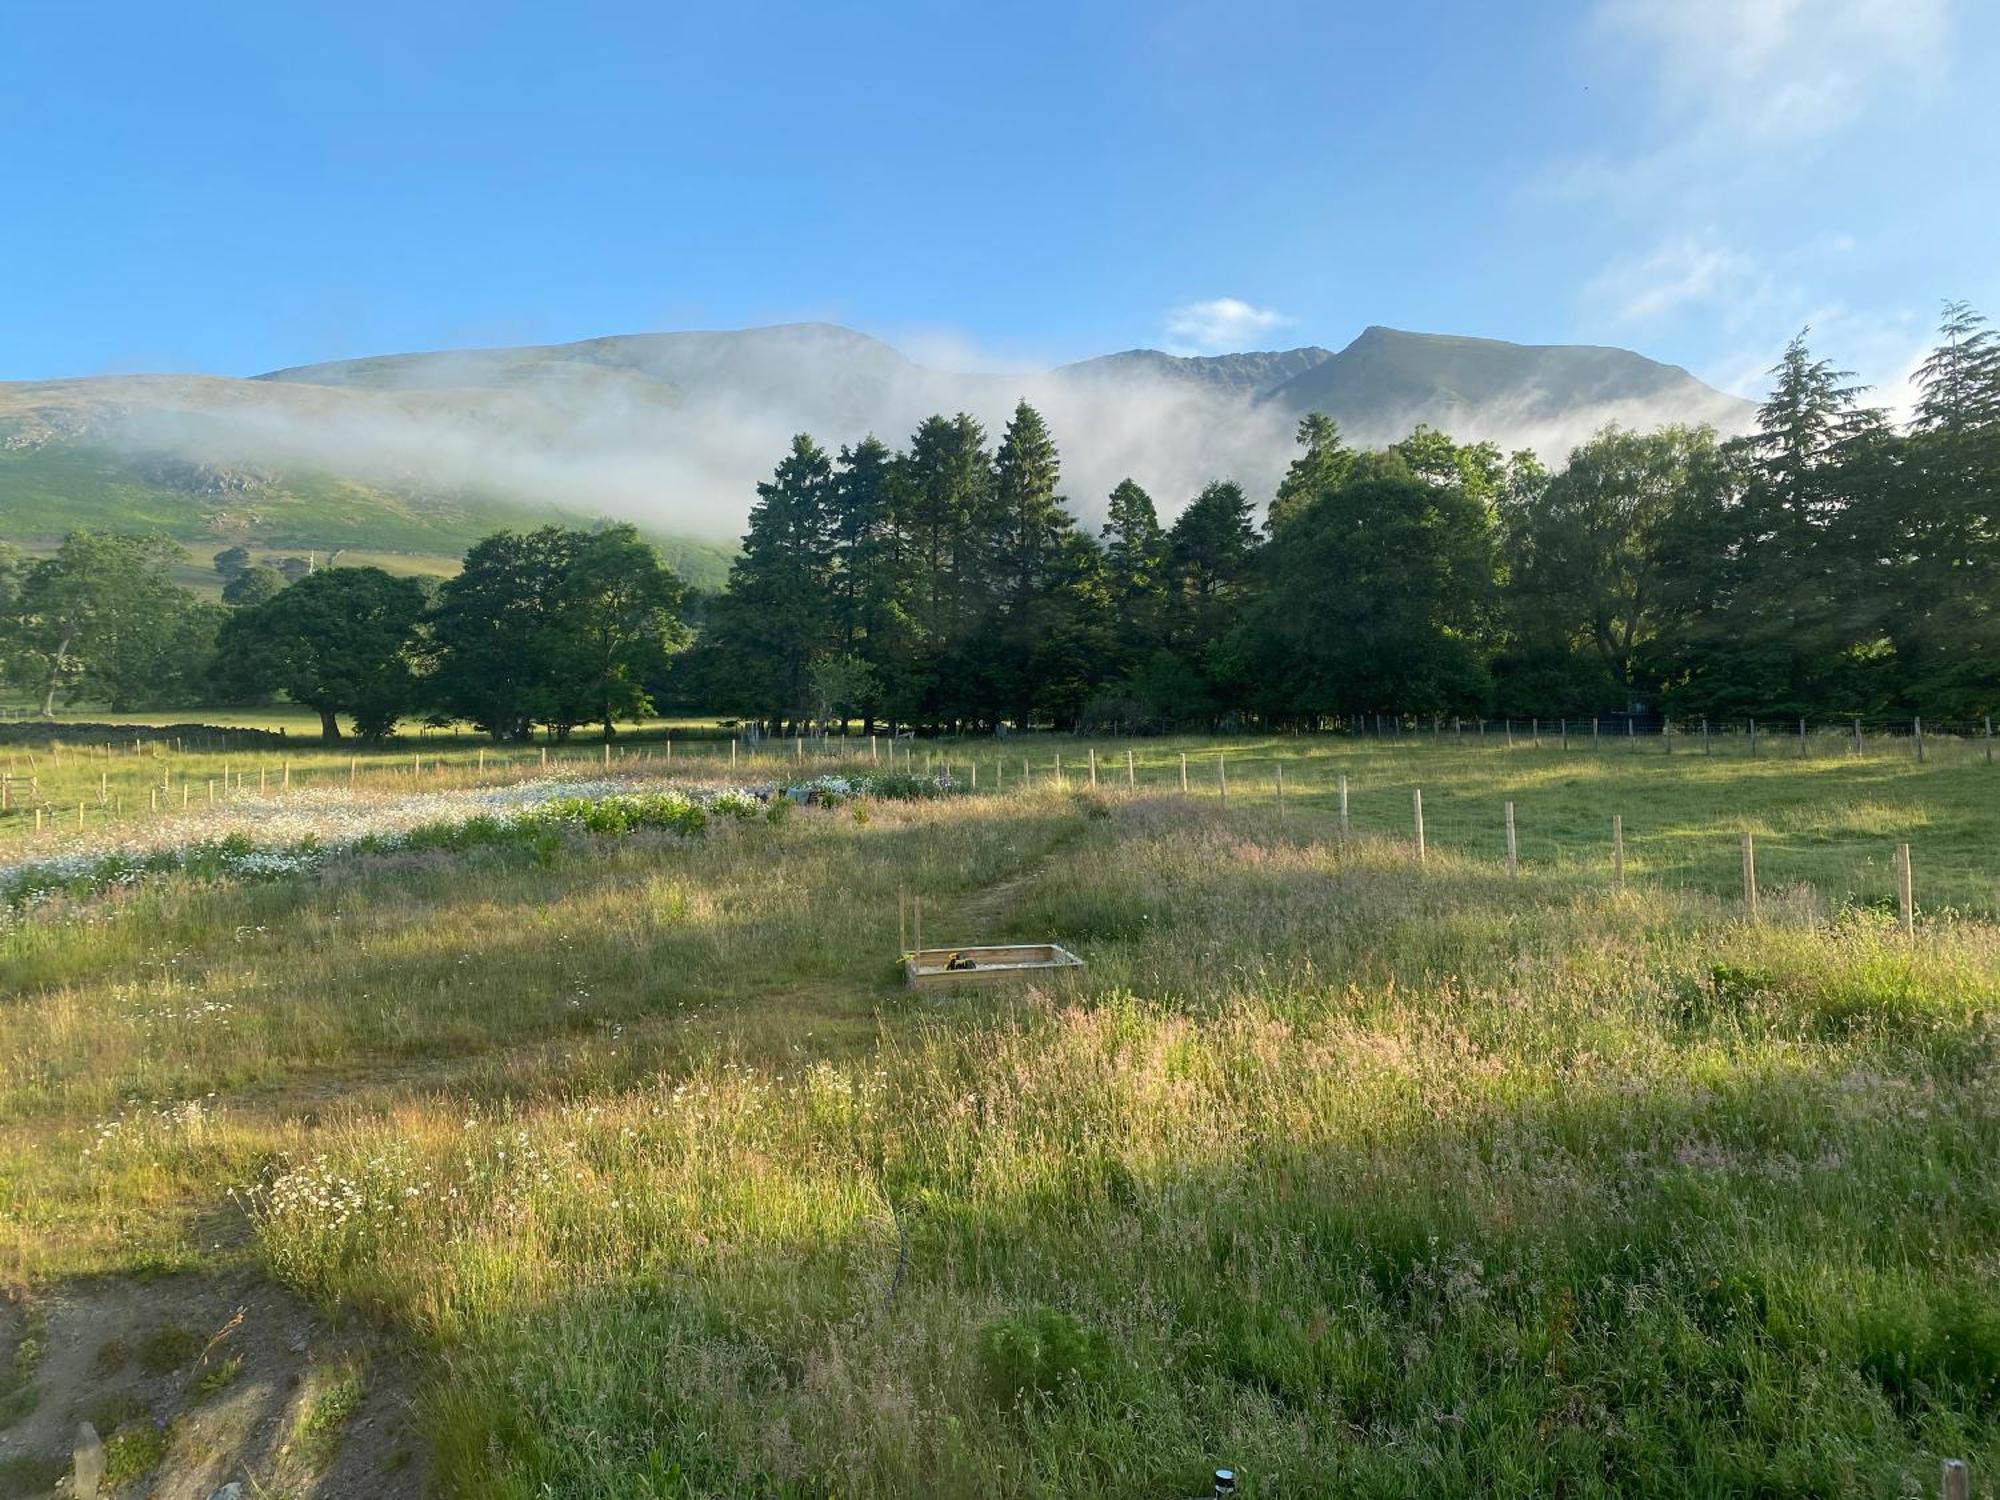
(706, 435), (837, 729)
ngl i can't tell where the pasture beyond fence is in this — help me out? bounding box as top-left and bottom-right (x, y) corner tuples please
(5, 719), (1995, 924)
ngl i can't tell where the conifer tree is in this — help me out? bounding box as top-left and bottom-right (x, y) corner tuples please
(990, 401), (1073, 723)
(1266, 412), (1353, 532)
(706, 435), (837, 729)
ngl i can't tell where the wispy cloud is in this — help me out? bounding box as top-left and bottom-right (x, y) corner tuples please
(1553, 0), (1953, 209)
(1584, 229), (1865, 334)
(1584, 233), (1768, 325)
(1560, 1), (1951, 415)
(1162, 298), (1292, 355)
(1595, 0), (1948, 147)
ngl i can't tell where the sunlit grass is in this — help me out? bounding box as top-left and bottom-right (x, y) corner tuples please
(2, 744), (1996, 1495)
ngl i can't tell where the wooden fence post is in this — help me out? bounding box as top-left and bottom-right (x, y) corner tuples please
(1505, 801), (1517, 877)
(1339, 773), (1350, 839)
(1914, 717), (1925, 764)
(1088, 747), (1098, 789)
(1612, 815), (1625, 891)
(1942, 1458), (1968, 1500)
(1799, 716), (1808, 759)
(1126, 748), (1135, 788)
(1593, 717), (1600, 752)
(1180, 751), (1188, 794)
(1854, 717), (1863, 758)
(1749, 719), (1758, 758)
(1217, 754), (1227, 804)
(1741, 833), (1758, 920)
(1561, 718), (1569, 751)
(1895, 842), (1914, 938)
(1275, 764), (1285, 824)
(1412, 788), (1425, 863)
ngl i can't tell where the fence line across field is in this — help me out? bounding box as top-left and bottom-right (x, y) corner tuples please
(0, 732), (1979, 923)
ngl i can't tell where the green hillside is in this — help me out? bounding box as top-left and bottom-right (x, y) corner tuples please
(0, 442), (737, 589)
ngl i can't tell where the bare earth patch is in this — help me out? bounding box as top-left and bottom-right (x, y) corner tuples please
(0, 1270), (424, 1499)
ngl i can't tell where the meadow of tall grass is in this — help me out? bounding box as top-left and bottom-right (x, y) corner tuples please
(2, 735), (1996, 1496)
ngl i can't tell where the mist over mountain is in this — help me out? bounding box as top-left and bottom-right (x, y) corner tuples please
(0, 322), (1754, 564)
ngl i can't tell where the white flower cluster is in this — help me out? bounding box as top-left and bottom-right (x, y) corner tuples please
(3, 768), (950, 920)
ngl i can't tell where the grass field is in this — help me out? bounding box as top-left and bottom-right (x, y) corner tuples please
(1, 732), (1996, 1496)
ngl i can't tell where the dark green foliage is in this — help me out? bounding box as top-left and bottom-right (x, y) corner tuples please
(977, 1306), (1110, 1406)
(6, 531), (220, 712)
(1852, 1286), (2000, 1411)
(215, 566), (428, 740)
(221, 562), (287, 607)
(428, 525), (686, 741)
(1265, 411), (1353, 533)
(1251, 450), (1498, 716)
(703, 435), (839, 727)
(1504, 426), (1724, 703)
(7, 305), (2000, 730)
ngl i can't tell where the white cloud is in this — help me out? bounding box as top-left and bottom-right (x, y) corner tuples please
(1595, 0), (1949, 146)
(1584, 232), (1769, 325)
(1162, 297), (1292, 355)
(1545, 0), (1954, 212)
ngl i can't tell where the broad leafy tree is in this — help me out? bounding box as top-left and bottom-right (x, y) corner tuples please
(559, 525), (689, 740)
(215, 566), (429, 740)
(1252, 450), (1497, 716)
(223, 563), (287, 607)
(12, 532), (208, 713)
(1505, 425), (1727, 702)
(429, 528), (584, 740)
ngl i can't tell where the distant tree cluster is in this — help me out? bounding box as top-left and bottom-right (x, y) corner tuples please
(0, 524), (687, 741)
(691, 303), (2000, 729)
(6, 304), (1996, 736)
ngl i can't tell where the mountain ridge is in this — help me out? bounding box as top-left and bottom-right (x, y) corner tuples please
(1, 322), (1755, 573)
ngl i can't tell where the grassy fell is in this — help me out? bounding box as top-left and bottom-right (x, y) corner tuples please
(0, 735), (1995, 1495)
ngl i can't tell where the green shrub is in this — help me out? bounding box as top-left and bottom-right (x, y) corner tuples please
(977, 1307), (1109, 1407)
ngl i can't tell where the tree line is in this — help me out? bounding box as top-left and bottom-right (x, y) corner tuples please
(0, 525), (687, 741)
(3, 303), (1995, 737)
(698, 303), (2000, 730)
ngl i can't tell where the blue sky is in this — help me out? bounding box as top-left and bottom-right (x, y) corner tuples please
(3, 0), (1993, 408)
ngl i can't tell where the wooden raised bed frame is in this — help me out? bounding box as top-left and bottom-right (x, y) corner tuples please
(903, 943), (1084, 991)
